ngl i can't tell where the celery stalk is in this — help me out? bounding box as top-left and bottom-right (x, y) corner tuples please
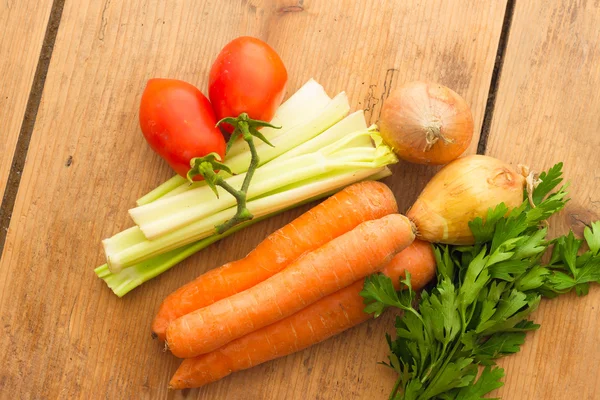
(102, 226), (147, 259)
(128, 130), (393, 239)
(106, 166), (389, 271)
(273, 110), (368, 162)
(226, 79), (331, 158)
(156, 103), (363, 202)
(95, 218), (266, 297)
(223, 92), (350, 175)
(135, 175), (186, 206)
(95, 167), (392, 297)
(158, 180), (206, 200)
(135, 91), (349, 205)
(135, 79), (332, 206)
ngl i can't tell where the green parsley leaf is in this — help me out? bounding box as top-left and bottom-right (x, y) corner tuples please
(434, 245), (456, 281)
(531, 162), (564, 205)
(475, 290), (529, 334)
(477, 295), (540, 336)
(546, 258), (600, 295)
(488, 260), (530, 282)
(472, 332), (526, 364)
(361, 274), (406, 317)
(458, 249), (490, 313)
(512, 229), (547, 260)
(524, 184), (569, 226)
(584, 221), (600, 255)
(469, 203), (509, 244)
(421, 278), (461, 347)
(454, 366), (505, 400)
(559, 231), (583, 275)
(514, 265), (549, 292)
(419, 358), (477, 399)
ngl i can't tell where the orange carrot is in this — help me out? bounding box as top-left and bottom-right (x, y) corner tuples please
(166, 214), (415, 358)
(152, 181), (398, 340)
(169, 240), (436, 389)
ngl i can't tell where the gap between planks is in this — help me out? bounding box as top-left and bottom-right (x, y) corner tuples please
(0, 0), (66, 256)
(477, 0), (516, 154)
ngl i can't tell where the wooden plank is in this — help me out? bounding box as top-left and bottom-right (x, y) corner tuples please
(0, 0), (507, 398)
(485, 1), (600, 398)
(0, 1), (53, 203)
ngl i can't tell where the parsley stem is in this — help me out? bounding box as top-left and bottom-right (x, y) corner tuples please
(418, 339), (462, 400)
(389, 376), (402, 400)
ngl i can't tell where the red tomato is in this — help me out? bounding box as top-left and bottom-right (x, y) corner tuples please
(209, 36), (288, 128)
(139, 79), (226, 177)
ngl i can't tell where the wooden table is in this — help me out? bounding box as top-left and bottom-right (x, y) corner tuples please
(1, 1), (599, 398)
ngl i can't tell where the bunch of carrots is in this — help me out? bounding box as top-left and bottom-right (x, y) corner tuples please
(151, 181), (437, 389)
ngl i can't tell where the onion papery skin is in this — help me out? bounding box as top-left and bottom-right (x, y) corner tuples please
(407, 155), (526, 245)
(379, 81), (474, 165)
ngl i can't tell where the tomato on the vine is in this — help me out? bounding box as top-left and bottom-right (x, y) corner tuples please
(209, 36), (288, 129)
(139, 79), (226, 177)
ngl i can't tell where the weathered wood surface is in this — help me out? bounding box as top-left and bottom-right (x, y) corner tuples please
(485, 1), (600, 398)
(20, 0), (600, 398)
(0, 1), (53, 202)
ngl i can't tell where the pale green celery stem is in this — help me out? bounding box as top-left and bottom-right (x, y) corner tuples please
(134, 152), (351, 239)
(130, 135), (388, 239)
(135, 79), (333, 206)
(226, 78), (331, 158)
(135, 175), (186, 206)
(368, 167), (392, 181)
(103, 226), (146, 257)
(106, 166), (389, 271)
(104, 133), (395, 270)
(138, 91), (350, 203)
(159, 180), (206, 199)
(209, 92), (350, 175)
(272, 110), (368, 163)
(160, 104), (363, 201)
(95, 167), (392, 297)
(95, 218), (263, 297)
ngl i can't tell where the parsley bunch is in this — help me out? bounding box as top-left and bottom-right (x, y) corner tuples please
(361, 163), (600, 399)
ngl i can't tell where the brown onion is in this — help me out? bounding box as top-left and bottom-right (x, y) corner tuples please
(379, 81), (474, 165)
(407, 155), (526, 245)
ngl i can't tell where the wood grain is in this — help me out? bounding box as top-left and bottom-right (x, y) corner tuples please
(0, 1), (53, 202)
(485, 0), (600, 398)
(0, 0), (506, 398)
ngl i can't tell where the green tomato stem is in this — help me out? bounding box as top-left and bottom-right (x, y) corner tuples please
(214, 119), (258, 233)
(188, 113), (277, 235)
(240, 119), (259, 194)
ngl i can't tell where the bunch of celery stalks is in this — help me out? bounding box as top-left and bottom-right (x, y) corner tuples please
(96, 80), (399, 296)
